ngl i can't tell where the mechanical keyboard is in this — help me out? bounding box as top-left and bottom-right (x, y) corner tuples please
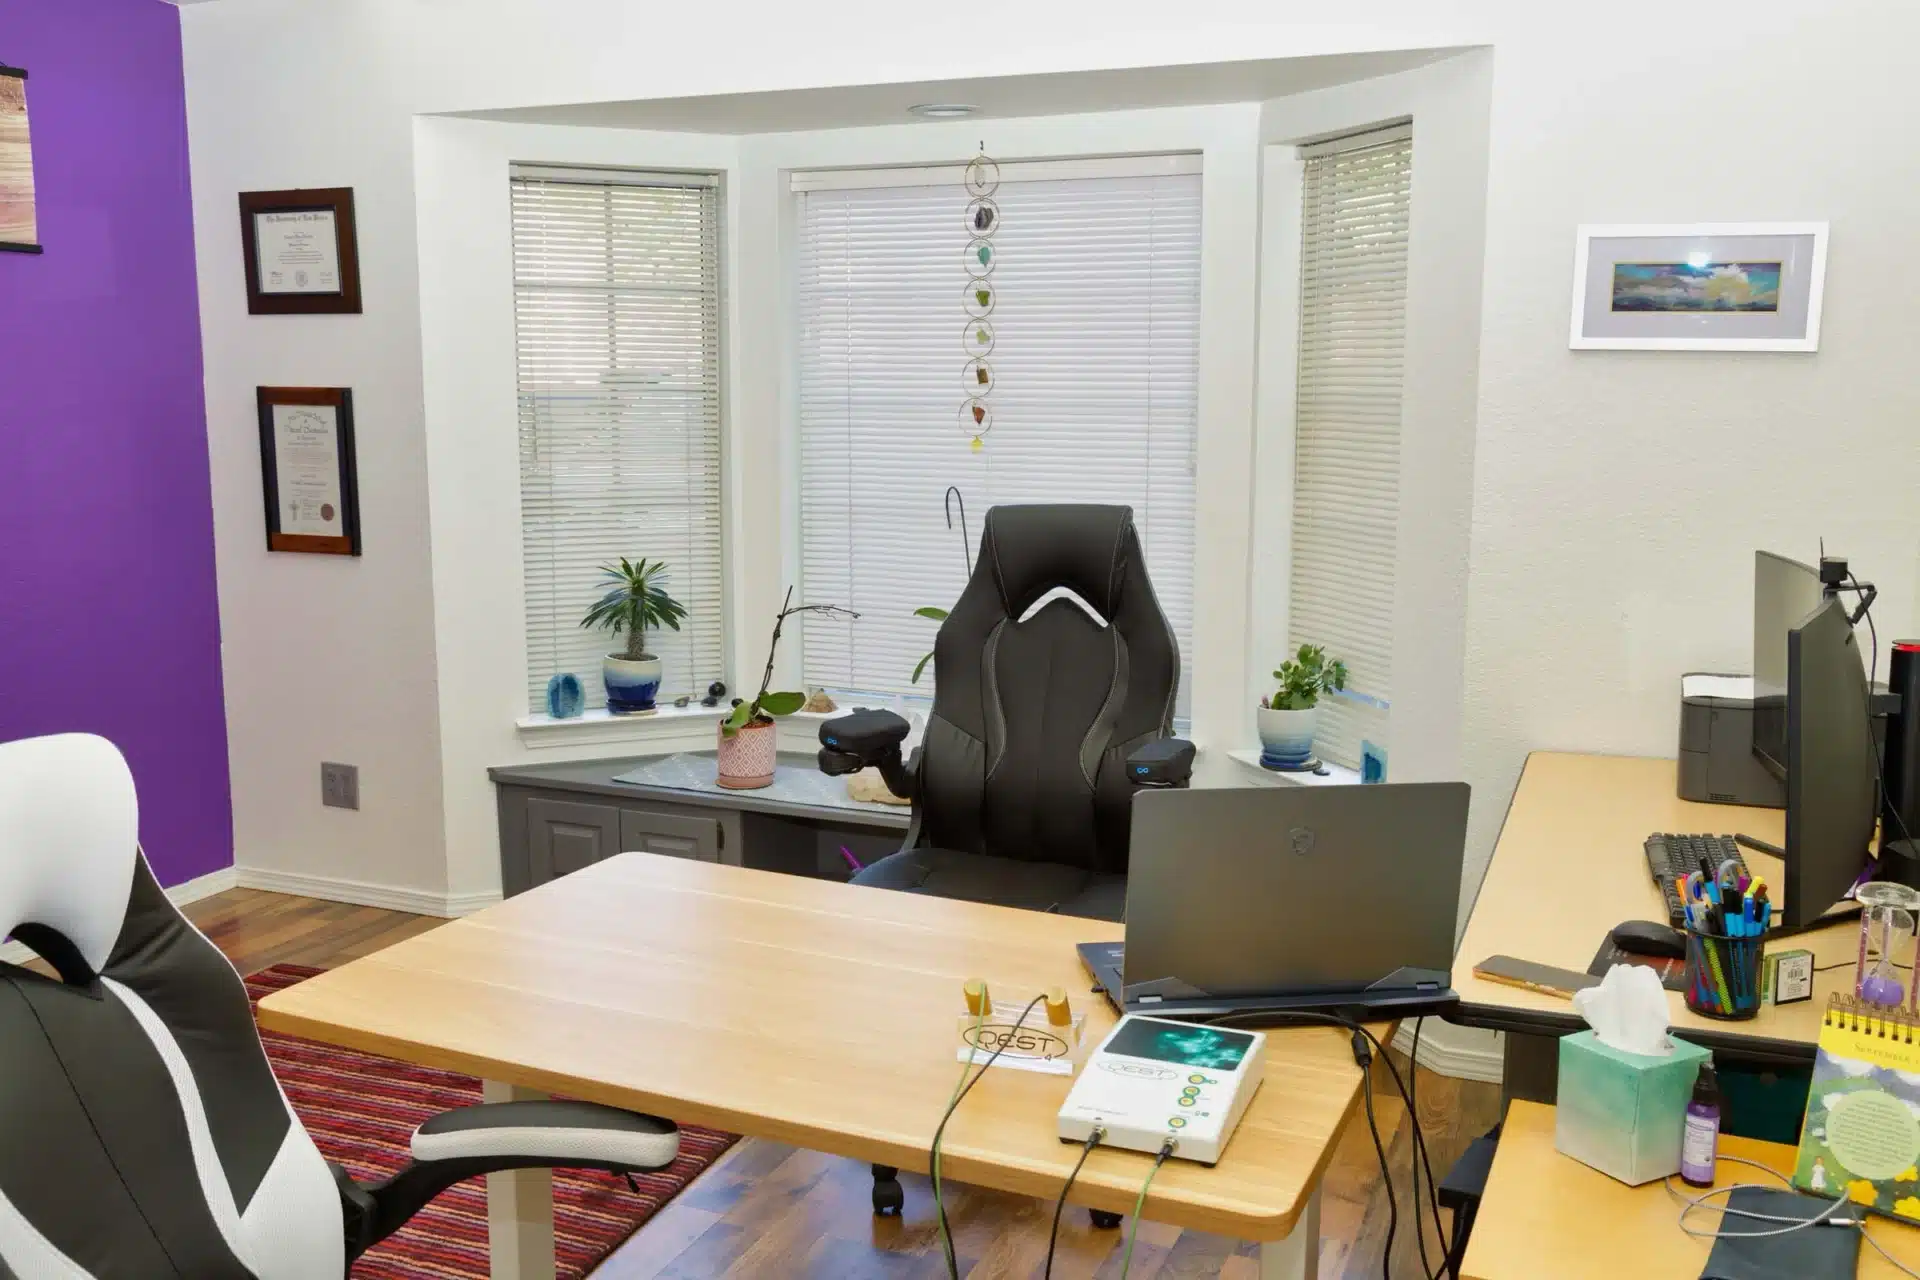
(1644, 833), (1751, 929)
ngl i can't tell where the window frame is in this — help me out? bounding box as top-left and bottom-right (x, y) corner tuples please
(508, 163), (731, 718)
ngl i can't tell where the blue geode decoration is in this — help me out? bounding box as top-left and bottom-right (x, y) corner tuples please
(545, 673), (585, 719)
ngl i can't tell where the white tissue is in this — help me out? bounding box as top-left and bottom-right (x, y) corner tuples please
(1571, 964), (1674, 1057)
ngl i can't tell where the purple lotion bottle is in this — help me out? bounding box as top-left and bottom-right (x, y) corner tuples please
(1680, 1062), (1722, 1188)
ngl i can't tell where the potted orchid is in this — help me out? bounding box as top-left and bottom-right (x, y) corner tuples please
(717, 587), (857, 789)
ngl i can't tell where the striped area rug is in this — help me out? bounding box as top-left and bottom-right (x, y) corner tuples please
(247, 964), (738, 1279)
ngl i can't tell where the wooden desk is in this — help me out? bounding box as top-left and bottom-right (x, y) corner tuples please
(1455, 752), (1865, 1075)
(258, 853), (1370, 1279)
(1462, 1100), (1920, 1279)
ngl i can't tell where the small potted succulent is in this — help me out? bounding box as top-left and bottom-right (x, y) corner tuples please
(580, 557), (687, 715)
(718, 587), (857, 789)
(1258, 644), (1348, 769)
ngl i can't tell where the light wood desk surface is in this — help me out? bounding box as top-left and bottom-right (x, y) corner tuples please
(1462, 1100), (1920, 1279)
(257, 853), (1370, 1242)
(1455, 752), (1864, 1057)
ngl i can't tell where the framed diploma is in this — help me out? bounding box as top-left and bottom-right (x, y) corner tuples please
(257, 387), (361, 556)
(238, 188), (362, 314)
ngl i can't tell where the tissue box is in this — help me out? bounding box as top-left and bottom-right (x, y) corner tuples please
(1554, 1030), (1710, 1185)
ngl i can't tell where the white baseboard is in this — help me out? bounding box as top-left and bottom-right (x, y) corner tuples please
(1391, 1018), (1504, 1085)
(234, 865), (500, 918)
(2, 863), (240, 966)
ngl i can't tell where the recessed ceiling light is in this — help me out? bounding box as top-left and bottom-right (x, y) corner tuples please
(908, 103), (981, 120)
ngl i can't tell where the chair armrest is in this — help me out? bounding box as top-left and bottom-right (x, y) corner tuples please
(345, 1101), (679, 1259)
(411, 1099), (679, 1168)
(1127, 738), (1195, 788)
(818, 709), (917, 802)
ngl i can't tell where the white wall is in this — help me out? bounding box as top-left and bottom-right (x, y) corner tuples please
(1456, 3), (1920, 894)
(183, 0), (1920, 919)
(184, 0), (449, 909)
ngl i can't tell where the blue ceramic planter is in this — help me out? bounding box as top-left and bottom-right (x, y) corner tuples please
(603, 654), (663, 714)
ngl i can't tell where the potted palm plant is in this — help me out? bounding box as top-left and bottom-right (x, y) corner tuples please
(718, 587), (857, 789)
(1258, 644), (1348, 769)
(580, 557), (688, 715)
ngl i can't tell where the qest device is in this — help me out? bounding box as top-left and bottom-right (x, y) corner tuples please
(1056, 1014), (1264, 1164)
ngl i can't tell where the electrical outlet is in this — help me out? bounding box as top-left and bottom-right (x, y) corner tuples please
(320, 762), (359, 811)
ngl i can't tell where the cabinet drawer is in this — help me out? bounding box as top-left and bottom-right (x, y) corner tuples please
(526, 798), (621, 886)
(619, 807), (722, 863)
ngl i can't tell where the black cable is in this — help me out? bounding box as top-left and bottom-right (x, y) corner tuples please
(1209, 1010), (1445, 1280)
(1351, 1029), (1398, 1280)
(929, 994), (1047, 1278)
(1044, 1128), (1102, 1280)
(1409, 1018), (1452, 1279)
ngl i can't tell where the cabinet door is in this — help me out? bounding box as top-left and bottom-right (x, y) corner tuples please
(619, 806), (722, 863)
(526, 798), (621, 887)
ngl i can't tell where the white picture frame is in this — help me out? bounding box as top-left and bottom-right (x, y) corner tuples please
(1569, 222), (1828, 352)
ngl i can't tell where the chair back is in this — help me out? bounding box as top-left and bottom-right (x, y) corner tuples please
(0, 733), (343, 1278)
(917, 505), (1181, 873)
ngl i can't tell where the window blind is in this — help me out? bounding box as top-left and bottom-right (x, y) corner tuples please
(1287, 127), (1411, 768)
(795, 164), (1202, 708)
(511, 167), (724, 712)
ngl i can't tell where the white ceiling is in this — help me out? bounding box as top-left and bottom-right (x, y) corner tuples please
(453, 49), (1458, 134)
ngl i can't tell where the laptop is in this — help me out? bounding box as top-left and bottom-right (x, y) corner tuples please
(1079, 781), (1471, 1018)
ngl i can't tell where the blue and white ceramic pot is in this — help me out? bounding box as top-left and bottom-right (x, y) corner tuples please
(1256, 705), (1317, 769)
(603, 654), (663, 714)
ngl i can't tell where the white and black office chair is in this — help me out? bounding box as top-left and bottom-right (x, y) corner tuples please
(0, 733), (680, 1278)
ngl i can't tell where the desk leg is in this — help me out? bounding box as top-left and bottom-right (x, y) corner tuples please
(483, 1080), (555, 1280)
(1258, 1184), (1321, 1280)
(1501, 1032), (1557, 1106)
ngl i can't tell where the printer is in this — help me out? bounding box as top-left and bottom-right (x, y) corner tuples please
(1676, 673), (1785, 809)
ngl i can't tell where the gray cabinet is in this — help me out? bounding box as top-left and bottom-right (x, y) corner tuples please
(492, 752), (909, 898)
(501, 785), (741, 895)
(526, 798), (620, 885)
(619, 807), (722, 863)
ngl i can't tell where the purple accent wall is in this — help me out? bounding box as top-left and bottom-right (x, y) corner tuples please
(0, 1), (230, 887)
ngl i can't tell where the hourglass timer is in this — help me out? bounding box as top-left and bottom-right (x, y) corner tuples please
(1854, 882), (1920, 1008)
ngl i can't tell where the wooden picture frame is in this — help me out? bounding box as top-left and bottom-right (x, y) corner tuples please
(257, 387), (361, 556)
(0, 65), (40, 254)
(238, 187), (362, 314)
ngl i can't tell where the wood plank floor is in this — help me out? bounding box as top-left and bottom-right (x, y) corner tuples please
(184, 887), (1503, 1279)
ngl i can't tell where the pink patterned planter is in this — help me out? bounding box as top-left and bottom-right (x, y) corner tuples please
(715, 718), (777, 789)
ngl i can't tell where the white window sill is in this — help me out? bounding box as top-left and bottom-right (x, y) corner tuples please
(1225, 748), (1363, 787)
(516, 705), (725, 749)
(515, 704), (849, 751)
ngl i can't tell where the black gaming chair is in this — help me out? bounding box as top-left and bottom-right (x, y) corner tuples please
(818, 504), (1193, 1215)
(0, 733), (681, 1278)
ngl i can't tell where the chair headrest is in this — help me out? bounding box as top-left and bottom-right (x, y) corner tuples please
(0, 733), (139, 975)
(982, 504), (1138, 621)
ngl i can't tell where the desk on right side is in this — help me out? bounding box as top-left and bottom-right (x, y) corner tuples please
(1452, 752), (1867, 1098)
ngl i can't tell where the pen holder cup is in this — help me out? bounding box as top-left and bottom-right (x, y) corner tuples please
(1683, 926), (1764, 1020)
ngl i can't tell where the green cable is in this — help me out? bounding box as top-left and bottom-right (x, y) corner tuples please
(932, 1003), (986, 1277)
(1118, 1145), (1173, 1279)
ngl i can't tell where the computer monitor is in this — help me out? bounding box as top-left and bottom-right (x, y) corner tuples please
(1754, 550), (1825, 780)
(1781, 593), (1879, 928)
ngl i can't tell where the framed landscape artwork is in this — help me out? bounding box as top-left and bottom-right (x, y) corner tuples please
(0, 66), (39, 254)
(1570, 222), (1828, 351)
